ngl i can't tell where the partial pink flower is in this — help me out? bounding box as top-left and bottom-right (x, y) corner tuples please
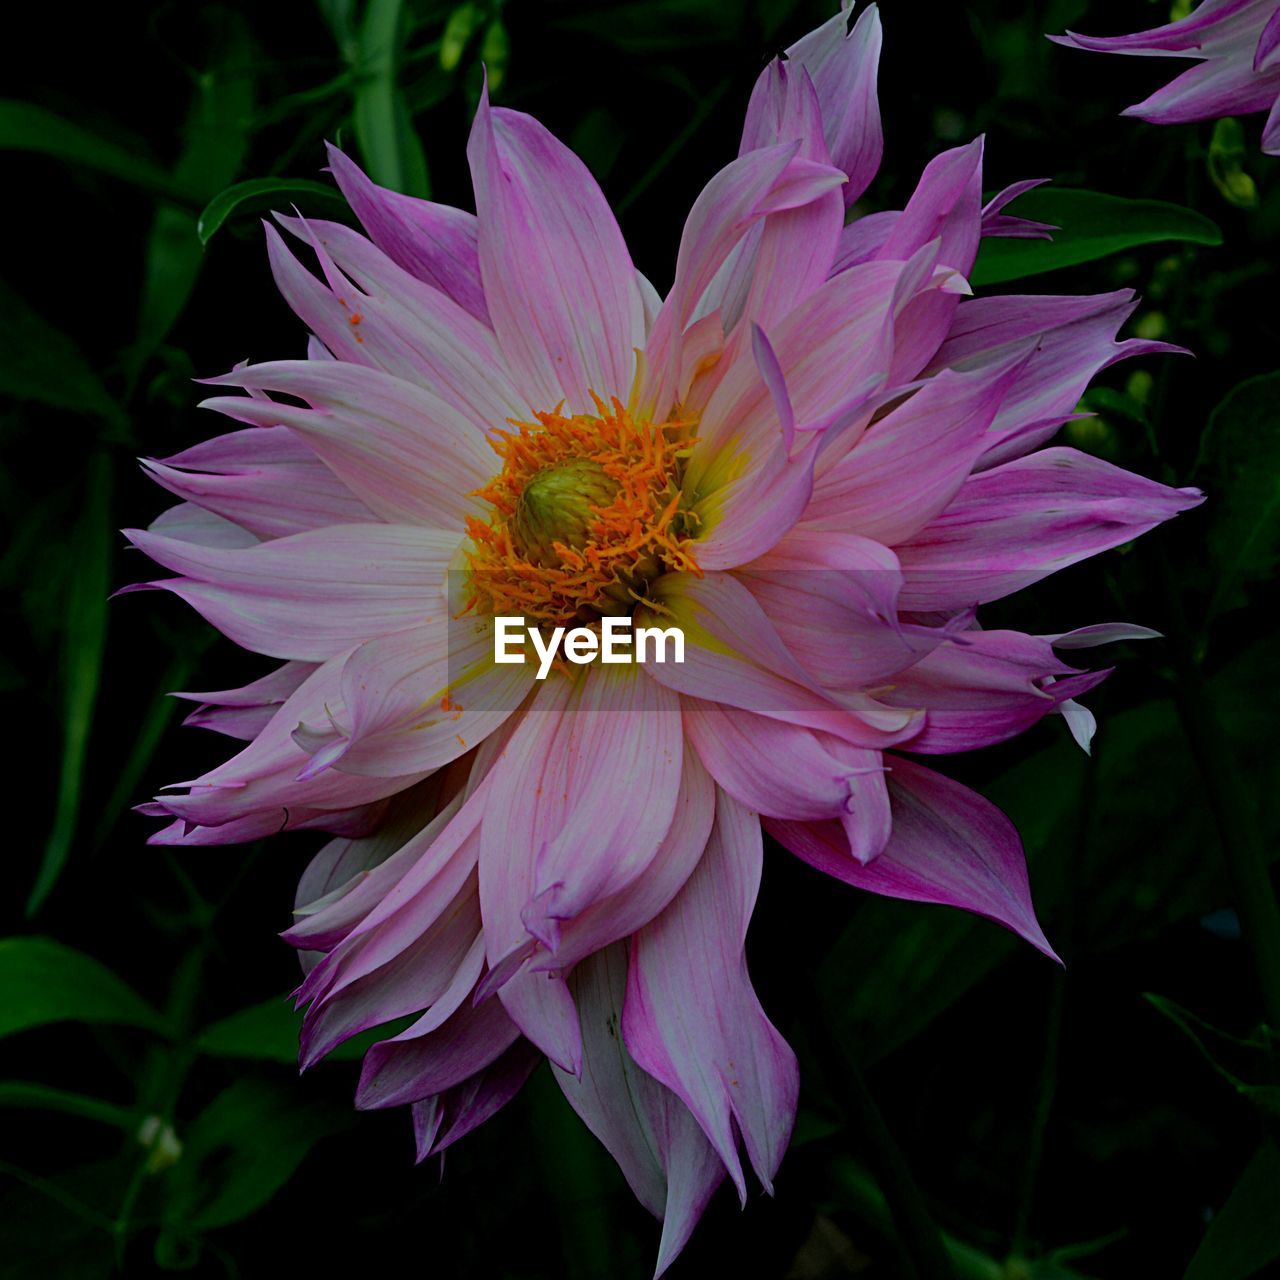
(129, 2), (1202, 1269)
(1052, 0), (1280, 154)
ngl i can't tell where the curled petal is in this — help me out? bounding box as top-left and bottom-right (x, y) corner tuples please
(624, 787), (799, 1202)
(769, 756), (1058, 959)
(555, 946), (726, 1278)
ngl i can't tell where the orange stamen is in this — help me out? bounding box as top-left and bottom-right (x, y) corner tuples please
(464, 394), (699, 625)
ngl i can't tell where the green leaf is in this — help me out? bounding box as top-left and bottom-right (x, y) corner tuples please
(819, 633), (1280, 1064)
(0, 937), (166, 1039)
(1208, 117), (1258, 209)
(91, 642), (211, 852)
(1144, 994), (1279, 1120)
(615, 76), (732, 214)
(0, 280), (122, 423)
(526, 1068), (633, 1280)
(1184, 1142), (1280, 1280)
(0, 100), (193, 204)
(1198, 372), (1280, 623)
(195, 994), (409, 1062)
(349, 0), (430, 197)
(197, 177), (350, 244)
(479, 19), (511, 94)
(131, 14), (257, 370)
(818, 900), (1020, 1066)
(440, 3), (483, 71)
(0, 1081), (134, 1131)
(160, 1079), (351, 1235)
(971, 188), (1221, 286)
(26, 452), (113, 915)
(824, 1156), (1096, 1280)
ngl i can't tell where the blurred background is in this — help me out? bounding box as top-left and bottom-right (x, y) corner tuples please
(2, 1), (1278, 1276)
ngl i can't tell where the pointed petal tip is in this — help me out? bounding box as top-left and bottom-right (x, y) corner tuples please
(110, 580), (160, 600)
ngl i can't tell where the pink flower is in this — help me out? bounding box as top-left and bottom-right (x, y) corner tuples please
(129, 3), (1201, 1268)
(1052, 0), (1280, 154)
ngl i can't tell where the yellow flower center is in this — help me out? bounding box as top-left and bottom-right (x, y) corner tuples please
(464, 393), (699, 626)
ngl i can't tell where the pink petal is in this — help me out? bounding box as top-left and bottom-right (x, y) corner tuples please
(287, 787), (473, 952)
(623, 787), (799, 1202)
(124, 523), (459, 662)
(199, 360), (492, 529)
(636, 570), (886, 741)
(1256, 7), (1280, 71)
(640, 142), (846, 417)
(554, 946), (726, 1278)
(145, 502), (257, 549)
(876, 628), (1111, 754)
(266, 218), (522, 432)
(743, 530), (945, 689)
(716, 69), (844, 333)
(145, 800), (383, 847)
(291, 618), (533, 779)
(177, 660), (316, 740)
(688, 256), (910, 483)
(325, 143), (489, 323)
(291, 779), (443, 925)
(768, 755), (1058, 958)
(741, 59), (830, 163)
(930, 290), (1183, 467)
(878, 137), (985, 277)
(896, 448), (1204, 610)
(805, 359), (1023, 542)
(467, 88), (645, 413)
(980, 178), (1056, 240)
(777, 2), (883, 204)
(356, 937), (523, 1109)
(1051, 1), (1264, 57)
(299, 872), (481, 1069)
(692, 436), (819, 570)
(152, 654), (429, 831)
(530, 746), (716, 973)
(684, 700), (892, 862)
(1264, 91), (1280, 151)
(144, 425), (376, 539)
(412, 1037), (542, 1160)
(1123, 50), (1280, 125)
(477, 669), (684, 1065)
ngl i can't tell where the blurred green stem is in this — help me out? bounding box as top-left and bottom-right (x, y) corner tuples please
(803, 979), (957, 1280)
(840, 1050), (959, 1280)
(27, 450), (113, 916)
(616, 77), (730, 215)
(1148, 235), (1280, 1038)
(1157, 547), (1280, 1035)
(351, 0), (430, 197)
(112, 935), (210, 1262)
(112, 856), (239, 1260)
(1012, 740), (1098, 1254)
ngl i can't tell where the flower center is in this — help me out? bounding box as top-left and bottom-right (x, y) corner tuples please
(464, 393), (699, 626)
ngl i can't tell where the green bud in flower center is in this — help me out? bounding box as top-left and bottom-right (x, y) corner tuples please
(512, 459), (620, 567)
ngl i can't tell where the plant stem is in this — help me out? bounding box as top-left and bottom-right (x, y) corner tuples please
(802, 980), (957, 1280)
(1156, 548), (1280, 1035)
(1012, 735), (1098, 1253)
(840, 1050), (959, 1280)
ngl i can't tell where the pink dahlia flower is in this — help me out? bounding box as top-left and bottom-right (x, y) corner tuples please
(129, 2), (1201, 1268)
(1052, 0), (1280, 154)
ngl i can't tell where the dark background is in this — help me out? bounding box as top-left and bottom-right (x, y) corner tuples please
(2, 1), (1278, 1276)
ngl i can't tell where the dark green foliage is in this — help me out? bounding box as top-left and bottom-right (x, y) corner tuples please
(2, 1), (1278, 1276)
